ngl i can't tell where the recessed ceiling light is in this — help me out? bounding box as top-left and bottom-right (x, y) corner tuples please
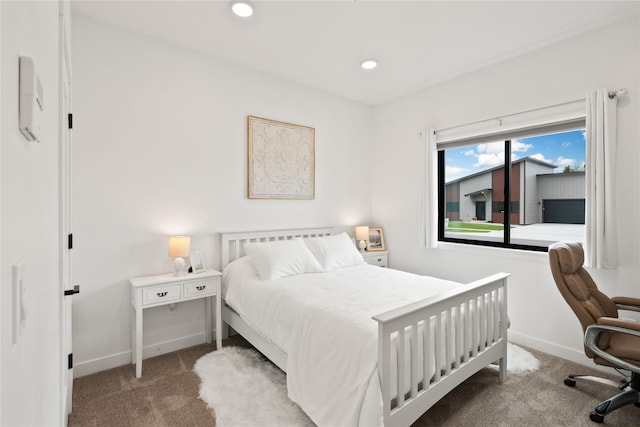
(231, 1), (254, 18)
(360, 59), (378, 70)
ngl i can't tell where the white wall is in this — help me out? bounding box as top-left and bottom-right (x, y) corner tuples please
(1, 1), (62, 425)
(71, 15), (374, 376)
(372, 16), (640, 367)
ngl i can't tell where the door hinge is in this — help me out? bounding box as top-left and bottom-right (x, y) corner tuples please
(68, 353), (73, 370)
(64, 285), (80, 296)
(68, 113), (73, 129)
(68, 233), (73, 250)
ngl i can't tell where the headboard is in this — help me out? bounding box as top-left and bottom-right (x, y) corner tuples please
(220, 227), (333, 268)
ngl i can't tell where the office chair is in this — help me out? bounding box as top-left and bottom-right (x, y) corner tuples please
(548, 241), (640, 423)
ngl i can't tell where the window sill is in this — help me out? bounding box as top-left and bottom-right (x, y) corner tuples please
(435, 241), (549, 264)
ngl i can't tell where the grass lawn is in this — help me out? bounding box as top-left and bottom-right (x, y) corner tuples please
(446, 221), (505, 233)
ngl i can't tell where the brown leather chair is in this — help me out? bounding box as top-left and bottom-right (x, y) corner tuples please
(549, 241), (640, 422)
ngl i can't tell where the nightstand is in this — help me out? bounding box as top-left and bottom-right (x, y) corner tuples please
(362, 251), (388, 267)
(129, 269), (222, 378)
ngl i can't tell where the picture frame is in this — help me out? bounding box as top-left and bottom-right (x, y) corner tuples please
(190, 251), (206, 274)
(247, 116), (315, 199)
(366, 227), (386, 251)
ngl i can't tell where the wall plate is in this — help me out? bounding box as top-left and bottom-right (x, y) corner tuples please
(19, 56), (43, 142)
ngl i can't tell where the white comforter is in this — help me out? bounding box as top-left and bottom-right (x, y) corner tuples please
(223, 260), (461, 426)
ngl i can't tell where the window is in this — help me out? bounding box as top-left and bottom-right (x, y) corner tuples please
(438, 127), (586, 251)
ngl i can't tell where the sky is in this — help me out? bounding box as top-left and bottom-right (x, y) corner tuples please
(445, 129), (586, 182)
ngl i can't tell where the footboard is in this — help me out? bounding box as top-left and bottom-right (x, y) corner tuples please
(373, 272), (509, 427)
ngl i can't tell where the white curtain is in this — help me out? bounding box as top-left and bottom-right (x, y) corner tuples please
(584, 89), (618, 269)
(418, 129), (438, 248)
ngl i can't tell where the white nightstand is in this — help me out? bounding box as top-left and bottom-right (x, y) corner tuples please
(129, 269), (222, 378)
(362, 251), (388, 267)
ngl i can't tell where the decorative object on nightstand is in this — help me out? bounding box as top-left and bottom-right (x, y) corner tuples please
(129, 268), (222, 378)
(190, 251), (206, 274)
(366, 227), (386, 251)
(355, 226), (369, 252)
(362, 251), (388, 268)
(168, 236), (190, 276)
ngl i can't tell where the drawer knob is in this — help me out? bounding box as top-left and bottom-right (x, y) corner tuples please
(196, 285), (206, 291)
(377, 258), (382, 262)
(157, 292), (168, 297)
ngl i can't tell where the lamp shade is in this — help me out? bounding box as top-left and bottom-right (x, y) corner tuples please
(168, 236), (191, 257)
(355, 226), (369, 241)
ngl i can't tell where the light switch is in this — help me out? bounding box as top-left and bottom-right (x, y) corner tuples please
(12, 261), (26, 344)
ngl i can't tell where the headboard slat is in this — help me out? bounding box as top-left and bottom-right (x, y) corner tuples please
(221, 227), (334, 268)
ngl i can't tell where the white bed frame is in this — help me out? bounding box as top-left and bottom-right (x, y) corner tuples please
(220, 228), (509, 427)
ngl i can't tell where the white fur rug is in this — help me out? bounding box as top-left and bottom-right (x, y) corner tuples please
(194, 343), (538, 426)
(194, 346), (314, 426)
(486, 342), (540, 374)
(501, 342), (540, 373)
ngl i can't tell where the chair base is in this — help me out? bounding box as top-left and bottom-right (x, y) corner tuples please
(564, 372), (640, 423)
(564, 374), (626, 390)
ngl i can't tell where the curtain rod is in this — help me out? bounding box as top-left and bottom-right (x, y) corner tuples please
(435, 88), (628, 135)
(435, 98), (584, 134)
(608, 88), (628, 99)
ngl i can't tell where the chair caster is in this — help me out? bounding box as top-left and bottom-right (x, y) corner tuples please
(564, 378), (576, 387)
(589, 411), (605, 423)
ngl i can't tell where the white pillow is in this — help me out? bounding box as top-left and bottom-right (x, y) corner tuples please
(303, 232), (365, 271)
(244, 238), (323, 281)
(222, 256), (259, 296)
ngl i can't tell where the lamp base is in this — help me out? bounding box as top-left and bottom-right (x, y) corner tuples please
(174, 257), (186, 276)
(358, 239), (367, 252)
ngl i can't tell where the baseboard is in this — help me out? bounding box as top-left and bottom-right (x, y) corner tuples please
(76, 329), (613, 378)
(73, 331), (211, 378)
(507, 330), (612, 374)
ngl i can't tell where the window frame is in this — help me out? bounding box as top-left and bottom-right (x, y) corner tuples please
(436, 120), (586, 252)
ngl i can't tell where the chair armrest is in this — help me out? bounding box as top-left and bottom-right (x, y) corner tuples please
(585, 319), (640, 374)
(597, 316), (640, 332)
(611, 296), (640, 313)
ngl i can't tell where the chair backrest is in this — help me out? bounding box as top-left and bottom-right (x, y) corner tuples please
(548, 241), (618, 358)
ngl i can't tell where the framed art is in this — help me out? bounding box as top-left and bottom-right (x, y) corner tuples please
(247, 116), (315, 199)
(366, 227), (386, 251)
(190, 251), (206, 274)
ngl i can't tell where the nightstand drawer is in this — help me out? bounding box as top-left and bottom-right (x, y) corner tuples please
(363, 252), (388, 267)
(183, 278), (216, 298)
(142, 284), (181, 305)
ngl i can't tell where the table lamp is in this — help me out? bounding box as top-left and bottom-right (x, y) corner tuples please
(168, 236), (191, 276)
(355, 226), (369, 252)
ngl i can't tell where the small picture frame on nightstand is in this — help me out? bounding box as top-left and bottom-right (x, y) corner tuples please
(190, 251), (205, 274)
(366, 227), (386, 251)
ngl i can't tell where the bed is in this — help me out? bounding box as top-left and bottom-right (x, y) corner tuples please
(220, 227), (509, 426)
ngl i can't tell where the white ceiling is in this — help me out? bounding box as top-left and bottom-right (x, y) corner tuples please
(71, 1), (639, 105)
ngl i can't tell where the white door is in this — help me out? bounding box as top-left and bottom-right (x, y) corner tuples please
(59, 2), (74, 424)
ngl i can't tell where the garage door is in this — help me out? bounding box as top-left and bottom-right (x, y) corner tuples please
(543, 199), (585, 224)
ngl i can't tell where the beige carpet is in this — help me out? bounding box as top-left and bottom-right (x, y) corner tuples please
(69, 336), (639, 426)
